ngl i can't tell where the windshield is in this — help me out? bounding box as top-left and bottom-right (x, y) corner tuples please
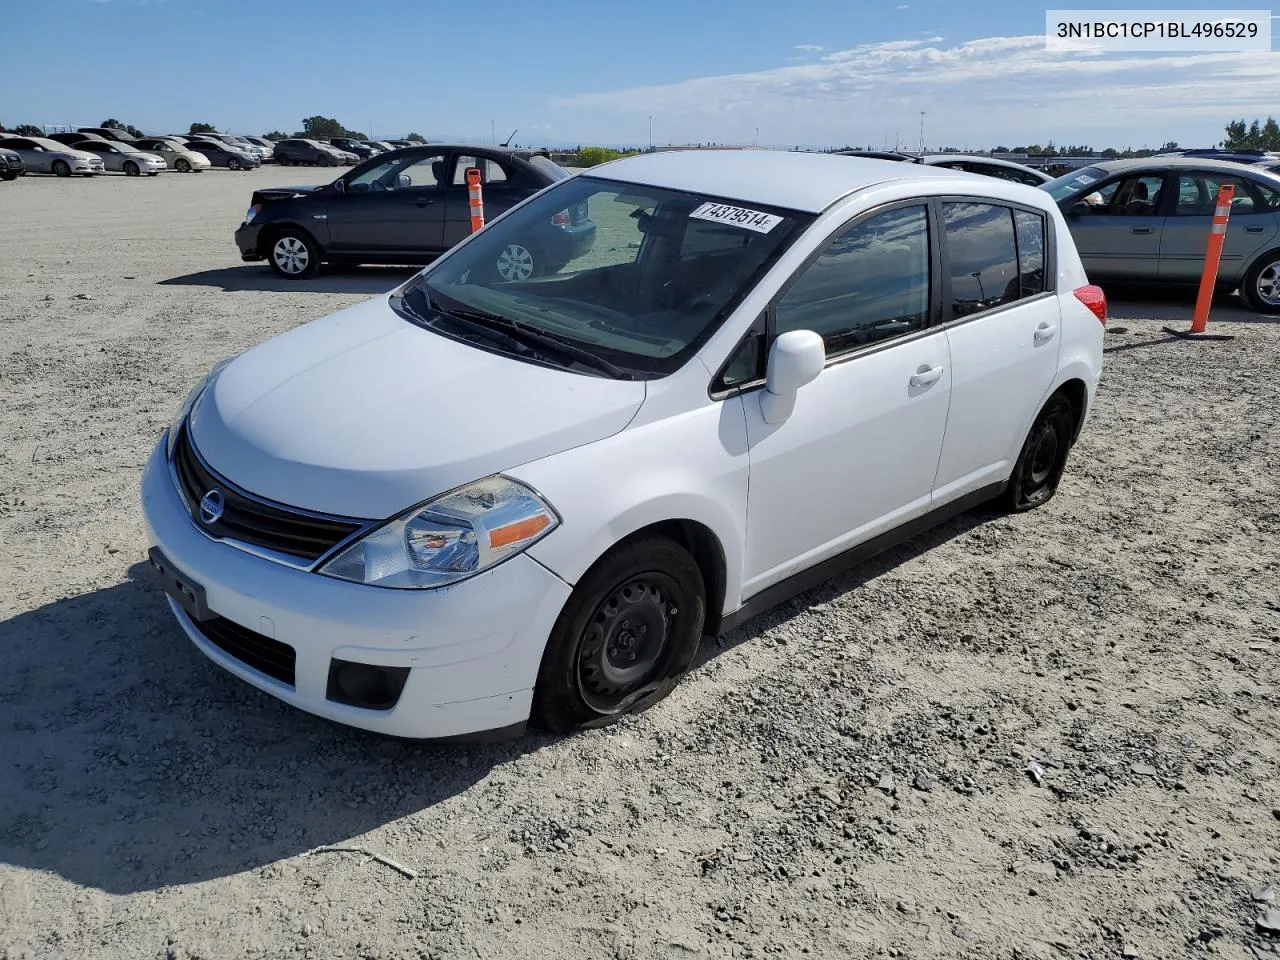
(391, 176), (811, 379)
(1043, 166), (1108, 201)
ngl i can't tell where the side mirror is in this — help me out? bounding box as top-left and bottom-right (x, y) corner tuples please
(332, 179), (346, 194)
(759, 330), (825, 424)
(398, 173), (412, 188)
(1067, 201), (1090, 218)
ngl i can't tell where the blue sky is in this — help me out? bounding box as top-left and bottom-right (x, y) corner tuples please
(2, 0), (1276, 149)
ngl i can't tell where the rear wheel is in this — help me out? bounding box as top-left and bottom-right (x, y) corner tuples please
(174, 158), (191, 173)
(317, 153), (333, 167)
(227, 156), (242, 171)
(0, 172), (17, 182)
(267, 229), (321, 280)
(1242, 250), (1280, 314)
(531, 537), (706, 732)
(495, 242), (540, 282)
(52, 160), (71, 178)
(1003, 394), (1075, 511)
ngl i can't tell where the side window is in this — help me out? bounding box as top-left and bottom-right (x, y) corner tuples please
(452, 156), (510, 186)
(1173, 173), (1267, 215)
(942, 202), (1019, 318)
(1088, 175), (1164, 216)
(774, 204), (930, 356)
(398, 154), (448, 189)
(717, 316), (767, 389)
(1013, 210), (1046, 297)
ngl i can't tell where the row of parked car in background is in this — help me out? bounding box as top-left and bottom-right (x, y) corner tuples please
(0, 126), (417, 180)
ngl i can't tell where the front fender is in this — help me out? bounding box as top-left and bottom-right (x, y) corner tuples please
(511, 397), (750, 616)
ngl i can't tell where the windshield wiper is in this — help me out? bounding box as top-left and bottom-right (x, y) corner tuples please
(427, 291), (633, 380)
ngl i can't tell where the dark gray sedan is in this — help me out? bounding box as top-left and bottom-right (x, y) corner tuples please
(1043, 157), (1280, 313)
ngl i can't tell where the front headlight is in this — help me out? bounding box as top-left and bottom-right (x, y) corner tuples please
(165, 358), (231, 458)
(319, 476), (559, 589)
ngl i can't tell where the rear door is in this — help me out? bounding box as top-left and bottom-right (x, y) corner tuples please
(442, 153), (538, 249)
(1062, 173), (1168, 280)
(1158, 170), (1280, 284)
(326, 150), (447, 257)
(932, 200), (1062, 501)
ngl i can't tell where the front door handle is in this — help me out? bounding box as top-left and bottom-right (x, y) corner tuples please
(415, 197), (438, 207)
(1245, 225), (1265, 233)
(909, 365), (944, 388)
(1131, 226), (1153, 234)
(1034, 321), (1058, 342)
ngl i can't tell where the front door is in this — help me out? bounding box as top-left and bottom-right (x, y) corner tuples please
(932, 201), (1063, 500)
(741, 203), (952, 597)
(327, 151), (448, 257)
(1064, 173), (1167, 280)
(1158, 170), (1280, 284)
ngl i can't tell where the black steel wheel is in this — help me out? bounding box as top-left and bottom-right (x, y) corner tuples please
(532, 537), (705, 732)
(1003, 393), (1075, 511)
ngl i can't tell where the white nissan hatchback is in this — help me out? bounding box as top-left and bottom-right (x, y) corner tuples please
(142, 151), (1105, 739)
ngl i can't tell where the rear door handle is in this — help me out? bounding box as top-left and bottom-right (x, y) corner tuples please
(1131, 226), (1153, 234)
(1245, 225), (1265, 233)
(415, 197), (438, 207)
(1034, 321), (1058, 342)
(909, 365), (944, 388)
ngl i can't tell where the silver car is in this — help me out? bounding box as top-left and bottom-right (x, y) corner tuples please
(239, 136), (277, 162)
(0, 135), (104, 176)
(72, 140), (166, 176)
(1043, 157), (1280, 313)
(133, 138), (212, 172)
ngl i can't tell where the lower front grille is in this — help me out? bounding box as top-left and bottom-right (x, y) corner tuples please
(192, 615), (297, 686)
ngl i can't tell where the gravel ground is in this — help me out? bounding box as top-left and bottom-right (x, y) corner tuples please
(1, 167), (1279, 960)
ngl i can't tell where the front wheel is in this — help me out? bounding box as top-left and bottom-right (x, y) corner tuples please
(267, 230), (321, 280)
(124, 160), (140, 177)
(1242, 251), (1280, 314)
(174, 158), (191, 173)
(52, 160), (71, 178)
(0, 172), (17, 182)
(531, 537), (706, 733)
(1003, 394), (1075, 512)
(227, 157), (242, 171)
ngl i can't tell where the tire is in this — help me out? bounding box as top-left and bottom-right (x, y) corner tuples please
(495, 242), (541, 282)
(1241, 250), (1280, 314)
(1003, 393), (1075, 512)
(52, 160), (71, 178)
(0, 172), (17, 182)
(175, 158), (191, 173)
(267, 229), (321, 280)
(317, 154), (333, 167)
(531, 536), (706, 733)
(124, 161), (140, 177)
(227, 157), (242, 171)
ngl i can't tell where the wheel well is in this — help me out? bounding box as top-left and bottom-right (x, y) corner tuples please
(1243, 246), (1280, 280)
(615, 520), (728, 636)
(1055, 378), (1088, 442)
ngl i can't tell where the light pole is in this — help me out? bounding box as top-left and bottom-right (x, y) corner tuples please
(919, 111), (925, 153)
(490, 120), (495, 144)
(754, 126), (759, 147)
(648, 115), (653, 152)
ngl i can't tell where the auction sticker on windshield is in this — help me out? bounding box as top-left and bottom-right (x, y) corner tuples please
(690, 202), (783, 233)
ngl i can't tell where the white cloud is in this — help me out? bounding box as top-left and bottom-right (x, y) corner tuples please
(550, 34), (1277, 147)
(794, 44), (824, 52)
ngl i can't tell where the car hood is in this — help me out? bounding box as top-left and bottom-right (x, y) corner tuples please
(251, 184), (324, 203)
(187, 296), (647, 518)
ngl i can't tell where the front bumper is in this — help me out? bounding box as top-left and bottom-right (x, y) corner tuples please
(73, 159), (105, 173)
(235, 221), (262, 260)
(140, 437), (572, 738)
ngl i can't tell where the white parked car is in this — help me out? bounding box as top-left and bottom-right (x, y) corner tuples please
(71, 140), (166, 176)
(141, 151), (1105, 740)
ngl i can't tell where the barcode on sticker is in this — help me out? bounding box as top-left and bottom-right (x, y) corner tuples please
(690, 202), (782, 233)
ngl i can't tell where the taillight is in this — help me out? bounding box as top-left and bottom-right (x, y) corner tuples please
(1073, 284), (1107, 325)
(551, 210), (570, 226)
